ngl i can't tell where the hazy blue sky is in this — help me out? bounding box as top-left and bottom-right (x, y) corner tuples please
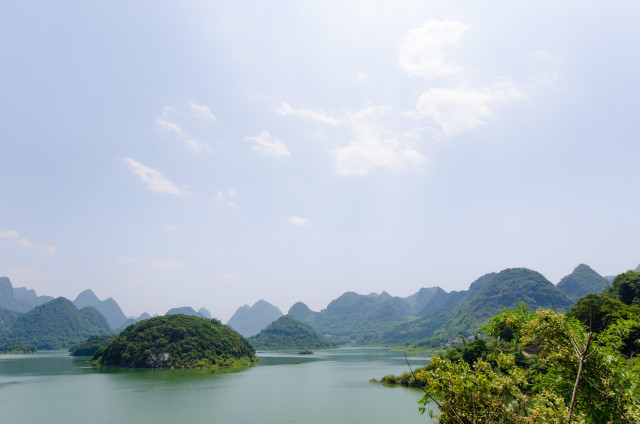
(1, 1), (639, 321)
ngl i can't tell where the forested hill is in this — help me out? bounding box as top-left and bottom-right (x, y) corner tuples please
(94, 315), (257, 369)
(0, 297), (112, 349)
(378, 274), (640, 422)
(556, 264), (610, 302)
(290, 268), (574, 346)
(248, 315), (335, 350)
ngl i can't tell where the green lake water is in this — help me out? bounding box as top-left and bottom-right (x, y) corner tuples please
(0, 347), (434, 423)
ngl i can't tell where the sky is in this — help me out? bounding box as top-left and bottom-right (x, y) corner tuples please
(1, 1), (639, 321)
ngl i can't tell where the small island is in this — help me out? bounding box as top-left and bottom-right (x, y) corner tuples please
(92, 314), (258, 369)
(248, 315), (335, 350)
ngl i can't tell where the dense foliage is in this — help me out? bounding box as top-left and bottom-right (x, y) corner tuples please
(379, 298), (640, 423)
(606, 270), (640, 305)
(375, 268), (572, 347)
(0, 298), (112, 349)
(69, 334), (116, 356)
(0, 342), (37, 353)
(248, 315), (335, 350)
(0, 308), (23, 330)
(94, 314), (258, 369)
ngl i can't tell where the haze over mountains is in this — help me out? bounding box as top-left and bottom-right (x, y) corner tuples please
(73, 289), (128, 329)
(227, 300), (284, 337)
(0, 262), (634, 350)
(0, 276), (53, 312)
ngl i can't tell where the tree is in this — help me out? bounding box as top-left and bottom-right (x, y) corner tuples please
(606, 270), (640, 305)
(413, 306), (640, 424)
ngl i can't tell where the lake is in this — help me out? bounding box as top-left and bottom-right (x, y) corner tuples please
(0, 347), (435, 423)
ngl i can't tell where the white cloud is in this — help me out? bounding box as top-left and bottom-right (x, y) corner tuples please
(8, 268), (44, 283)
(246, 131), (290, 158)
(16, 238), (57, 256)
(117, 256), (141, 264)
(0, 230), (20, 239)
(1, 230), (57, 256)
(156, 118), (211, 154)
(530, 70), (559, 88)
(188, 101), (216, 121)
(183, 138), (211, 154)
(356, 70), (372, 83)
(277, 103), (340, 125)
(149, 258), (187, 272)
(289, 216), (308, 227)
(216, 190), (237, 207)
(415, 79), (526, 136)
(123, 157), (186, 196)
(398, 19), (467, 79)
(228, 188), (237, 197)
(332, 107), (427, 176)
(156, 118), (188, 139)
(213, 272), (239, 283)
(163, 224), (181, 231)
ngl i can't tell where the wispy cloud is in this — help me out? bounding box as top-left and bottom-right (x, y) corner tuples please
(156, 118), (211, 154)
(188, 101), (216, 121)
(156, 118), (189, 139)
(216, 189), (237, 207)
(414, 78), (526, 136)
(0, 230), (20, 239)
(246, 131), (290, 158)
(117, 256), (141, 264)
(277, 103), (340, 125)
(163, 224), (181, 231)
(123, 157), (186, 196)
(16, 238), (58, 256)
(356, 70), (372, 83)
(288, 216), (308, 227)
(333, 107), (427, 177)
(149, 258), (187, 272)
(398, 19), (468, 79)
(1, 229), (57, 255)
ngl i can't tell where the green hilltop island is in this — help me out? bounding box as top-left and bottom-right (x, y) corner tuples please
(91, 314), (258, 369)
(248, 315), (335, 351)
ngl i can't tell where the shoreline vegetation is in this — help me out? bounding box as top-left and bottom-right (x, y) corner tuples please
(375, 270), (640, 423)
(0, 342), (37, 354)
(91, 314), (258, 370)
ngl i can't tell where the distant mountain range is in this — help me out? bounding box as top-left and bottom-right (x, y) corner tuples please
(227, 300), (283, 337)
(166, 306), (212, 318)
(73, 289), (128, 329)
(0, 297), (112, 349)
(0, 277), (53, 312)
(0, 261), (635, 349)
(287, 266), (607, 346)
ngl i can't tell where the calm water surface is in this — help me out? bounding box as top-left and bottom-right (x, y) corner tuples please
(0, 348), (434, 423)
